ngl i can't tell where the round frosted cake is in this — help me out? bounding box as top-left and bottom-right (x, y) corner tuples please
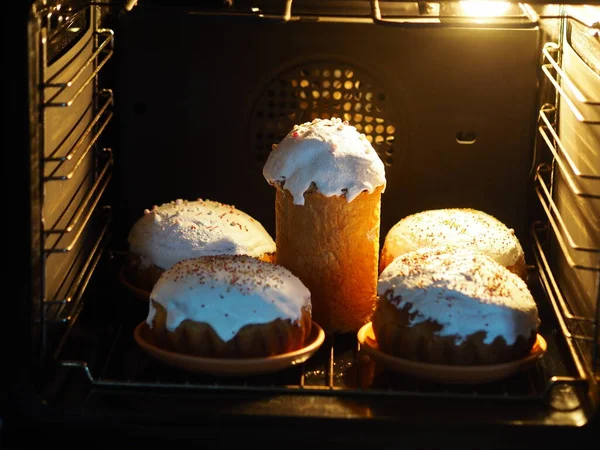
(126, 198), (276, 292)
(379, 208), (527, 279)
(146, 254), (312, 358)
(373, 245), (539, 365)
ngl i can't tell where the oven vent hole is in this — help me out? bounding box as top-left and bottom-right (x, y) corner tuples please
(251, 65), (397, 167)
(456, 131), (477, 144)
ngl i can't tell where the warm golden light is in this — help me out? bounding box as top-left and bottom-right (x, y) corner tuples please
(459, 1), (511, 17)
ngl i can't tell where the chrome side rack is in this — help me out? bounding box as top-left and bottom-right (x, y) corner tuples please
(44, 28), (114, 107)
(532, 13), (600, 393)
(34, 3), (115, 332)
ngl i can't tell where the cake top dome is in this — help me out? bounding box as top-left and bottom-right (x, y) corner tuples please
(382, 208), (524, 270)
(263, 117), (387, 205)
(128, 198), (276, 270)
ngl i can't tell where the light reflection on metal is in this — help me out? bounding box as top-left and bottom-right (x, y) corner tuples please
(459, 1), (511, 17)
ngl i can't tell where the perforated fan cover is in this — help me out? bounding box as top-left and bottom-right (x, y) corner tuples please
(250, 63), (397, 166)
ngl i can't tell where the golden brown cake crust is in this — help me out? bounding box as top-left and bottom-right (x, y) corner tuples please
(274, 185), (383, 334)
(148, 302), (312, 358)
(372, 297), (537, 365)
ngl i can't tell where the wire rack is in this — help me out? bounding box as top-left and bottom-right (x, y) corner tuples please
(37, 3), (115, 329)
(532, 12), (600, 388)
(56, 294), (559, 403)
(49, 252), (583, 410)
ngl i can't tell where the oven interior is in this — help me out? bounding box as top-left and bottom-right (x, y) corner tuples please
(13, 0), (600, 443)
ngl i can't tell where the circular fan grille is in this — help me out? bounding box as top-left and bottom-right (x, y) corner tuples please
(250, 64), (397, 167)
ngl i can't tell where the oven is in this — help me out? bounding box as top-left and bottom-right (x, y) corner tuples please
(6, 0), (599, 446)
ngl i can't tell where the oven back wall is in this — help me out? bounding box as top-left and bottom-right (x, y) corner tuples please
(113, 9), (539, 250)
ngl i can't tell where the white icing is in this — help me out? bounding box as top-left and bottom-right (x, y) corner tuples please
(383, 208), (524, 269)
(147, 255), (312, 342)
(128, 199), (276, 270)
(262, 117), (387, 205)
(377, 246), (538, 345)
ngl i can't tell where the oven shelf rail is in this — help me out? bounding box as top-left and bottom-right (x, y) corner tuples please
(532, 17), (600, 394)
(532, 223), (598, 379)
(538, 42), (600, 201)
(36, 4), (116, 342)
(54, 323), (574, 407)
(43, 209), (112, 326)
(45, 89), (114, 177)
(44, 28), (114, 108)
(535, 164), (600, 263)
(44, 149), (113, 254)
(542, 42), (600, 125)
(538, 106), (599, 199)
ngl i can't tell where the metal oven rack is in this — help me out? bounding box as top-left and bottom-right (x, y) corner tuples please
(47, 255), (568, 403)
(532, 11), (600, 400)
(31, 1), (114, 359)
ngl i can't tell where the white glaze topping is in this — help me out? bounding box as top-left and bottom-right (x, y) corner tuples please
(383, 208), (524, 269)
(128, 199), (276, 270)
(262, 117), (387, 205)
(378, 246), (538, 345)
(147, 255), (311, 342)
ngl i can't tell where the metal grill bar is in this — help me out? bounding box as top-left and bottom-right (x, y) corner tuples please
(328, 335), (336, 389)
(45, 90), (114, 166)
(535, 164), (600, 256)
(44, 212), (111, 323)
(45, 100), (94, 161)
(533, 222), (598, 350)
(541, 42), (600, 125)
(543, 42), (600, 106)
(45, 151), (113, 253)
(45, 29), (114, 107)
(538, 105), (600, 182)
(53, 313), (558, 403)
(59, 357), (554, 401)
(534, 175), (600, 272)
